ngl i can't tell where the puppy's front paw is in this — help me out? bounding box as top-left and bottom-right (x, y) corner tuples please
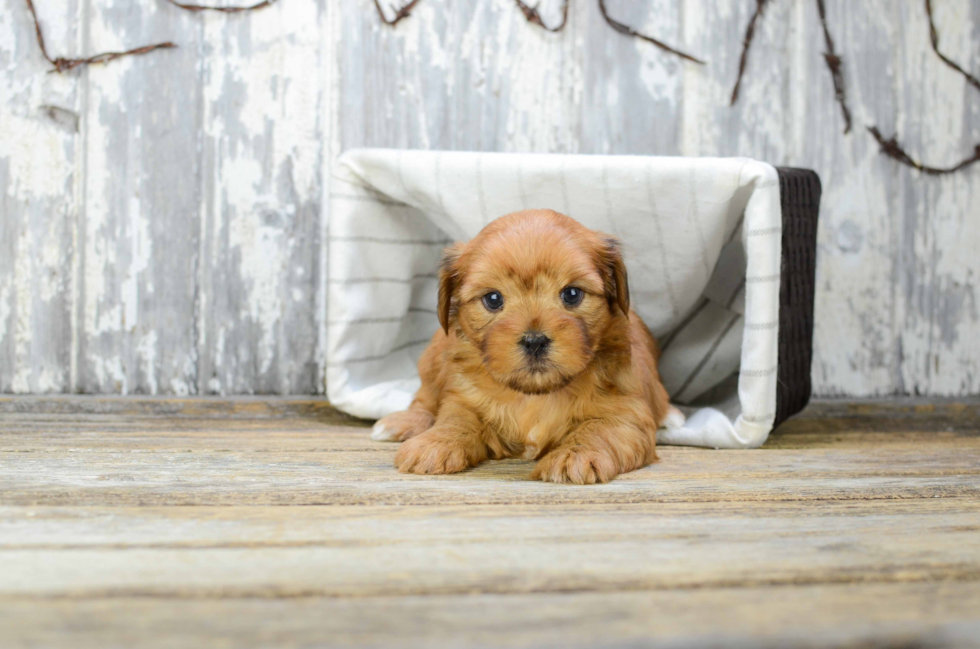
(531, 446), (618, 485)
(662, 405), (685, 430)
(372, 409), (435, 442)
(394, 430), (474, 475)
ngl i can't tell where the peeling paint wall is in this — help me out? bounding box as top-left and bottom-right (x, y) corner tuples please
(1, 0), (977, 396)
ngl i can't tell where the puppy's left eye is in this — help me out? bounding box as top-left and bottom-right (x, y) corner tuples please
(482, 291), (504, 312)
(560, 286), (584, 307)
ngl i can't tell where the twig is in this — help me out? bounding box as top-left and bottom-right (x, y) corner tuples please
(514, 0), (569, 32)
(597, 0), (704, 65)
(165, 0), (277, 12)
(867, 2), (980, 175)
(868, 127), (980, 175)
(730, 0), (771, 105)
(925, 0), (980, 93)
(26, 0), (174, 73)
(815, 0), (852, 133)
(373, 0), (421, 26)
(45, 42), (177, 73)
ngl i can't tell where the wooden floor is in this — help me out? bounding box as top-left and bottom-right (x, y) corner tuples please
(1, 397), (979, 648)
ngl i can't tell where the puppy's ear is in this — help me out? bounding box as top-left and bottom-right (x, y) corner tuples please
(599, 236), (630, 316)
(438, 243), (466, 334)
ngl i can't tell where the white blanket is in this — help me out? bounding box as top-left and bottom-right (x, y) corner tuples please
(328, 150), (783, 449)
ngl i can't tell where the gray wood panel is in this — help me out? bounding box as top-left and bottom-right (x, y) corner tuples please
(800, 0), (904, 395)
(580, 0), (685, 155)
(0, 0), (81, 393)
(1, 0), (977, 396)
(76, 0), (202, 394)
(194, 0), (326, 395)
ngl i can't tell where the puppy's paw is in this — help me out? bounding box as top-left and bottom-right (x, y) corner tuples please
(531, 446), (619, 485)
(394, 430), (473, 475)
(661, 405), (686, 430)
(371, 409), (435, 442)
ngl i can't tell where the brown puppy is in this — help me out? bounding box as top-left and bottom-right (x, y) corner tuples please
(372, 209), (677, 484)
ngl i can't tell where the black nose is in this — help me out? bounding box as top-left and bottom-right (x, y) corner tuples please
(520, 331), (551, 358)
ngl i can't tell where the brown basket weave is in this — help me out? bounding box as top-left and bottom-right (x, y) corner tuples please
(772, 167), (822, 428)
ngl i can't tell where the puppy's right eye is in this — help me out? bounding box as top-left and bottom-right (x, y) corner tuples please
(560, 286), (585, 307)
(482, 291), (504, 312)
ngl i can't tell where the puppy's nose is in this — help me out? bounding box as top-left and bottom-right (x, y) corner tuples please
(520, 331), (551, 359)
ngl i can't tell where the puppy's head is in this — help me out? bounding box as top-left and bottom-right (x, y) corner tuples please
(439, 209), (629, 395)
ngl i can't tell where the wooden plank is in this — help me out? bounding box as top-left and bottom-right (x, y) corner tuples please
(1, 410), (975, 444)
(1, 499), (976, 548)
(1, 499), (978, 598)
(892, 0), (980, 395)
(1, 394), (977, 431)
(339, 0), (583, 154)
(2, 394), (976, 420)
(1, 422), (978, 505)
(0, 460), (975, 506)
(0, 395), (362, 421)
(580, 0), (684, 155)
(1, 584), (979, 649)
(77, 0), (202, 394)
(0, 0), (81, 393)
(195, 0), (326, 395)
(680, 0), (797, 161)
(797, 0), (904, 397)
(1, 420), (978, 450)
(801, 0), (980, 397)
(0, 398), (977, 647)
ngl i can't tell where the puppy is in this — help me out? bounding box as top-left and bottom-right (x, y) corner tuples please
(372, 209), (680, 484)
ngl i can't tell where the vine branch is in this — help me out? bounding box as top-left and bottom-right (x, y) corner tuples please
(730, 0), (771, 105)
(373, 0), (421, 26)
(815, 0), (852, 133)
(868, 1), (980, 175)
(164, 0), (277, 12)
(514, 0), (569, 32)
(375, 0), (702, 63)
(868, 127), (980, 175)
(26, 0), (174, 73)
(925, 0), (980, 93)
(597, 0), (704, 64)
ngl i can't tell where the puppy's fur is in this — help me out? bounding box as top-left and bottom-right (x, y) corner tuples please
(372, 209), (677, 484)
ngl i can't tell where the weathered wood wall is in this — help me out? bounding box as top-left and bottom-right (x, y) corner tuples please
(1, 0), (978, 396)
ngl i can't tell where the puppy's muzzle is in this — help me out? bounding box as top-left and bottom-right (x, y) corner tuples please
(520, 331), (551, 359)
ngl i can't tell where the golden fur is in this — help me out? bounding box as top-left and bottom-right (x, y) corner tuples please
(372, 209), (673, 484)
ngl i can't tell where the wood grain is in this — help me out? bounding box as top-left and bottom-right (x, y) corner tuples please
(193, 0), (326, 395)
(2, 584), (978, 649)
(77, 0), (201, 395)
(3, 429), (979, 506)
(0, 0), (81, 393)
(0, 397), (978, 647)
(2, 499), (979, 598)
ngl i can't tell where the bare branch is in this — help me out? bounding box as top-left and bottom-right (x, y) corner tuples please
(815, 0), (852, 134)
(867, 2), (980, 175)
(26, 0), (175, 73)
(925, 0), (980, 93)
(597, 0), (704, 65)
(374, 0), (421, 26)
(164, 0), (277, 13)
(514, 0), (569, 32)
(868, 127), (980, 175)
(730, 0), (772, 105)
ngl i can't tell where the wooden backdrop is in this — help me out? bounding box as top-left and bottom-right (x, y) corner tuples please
(1, 0), (978, 397)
